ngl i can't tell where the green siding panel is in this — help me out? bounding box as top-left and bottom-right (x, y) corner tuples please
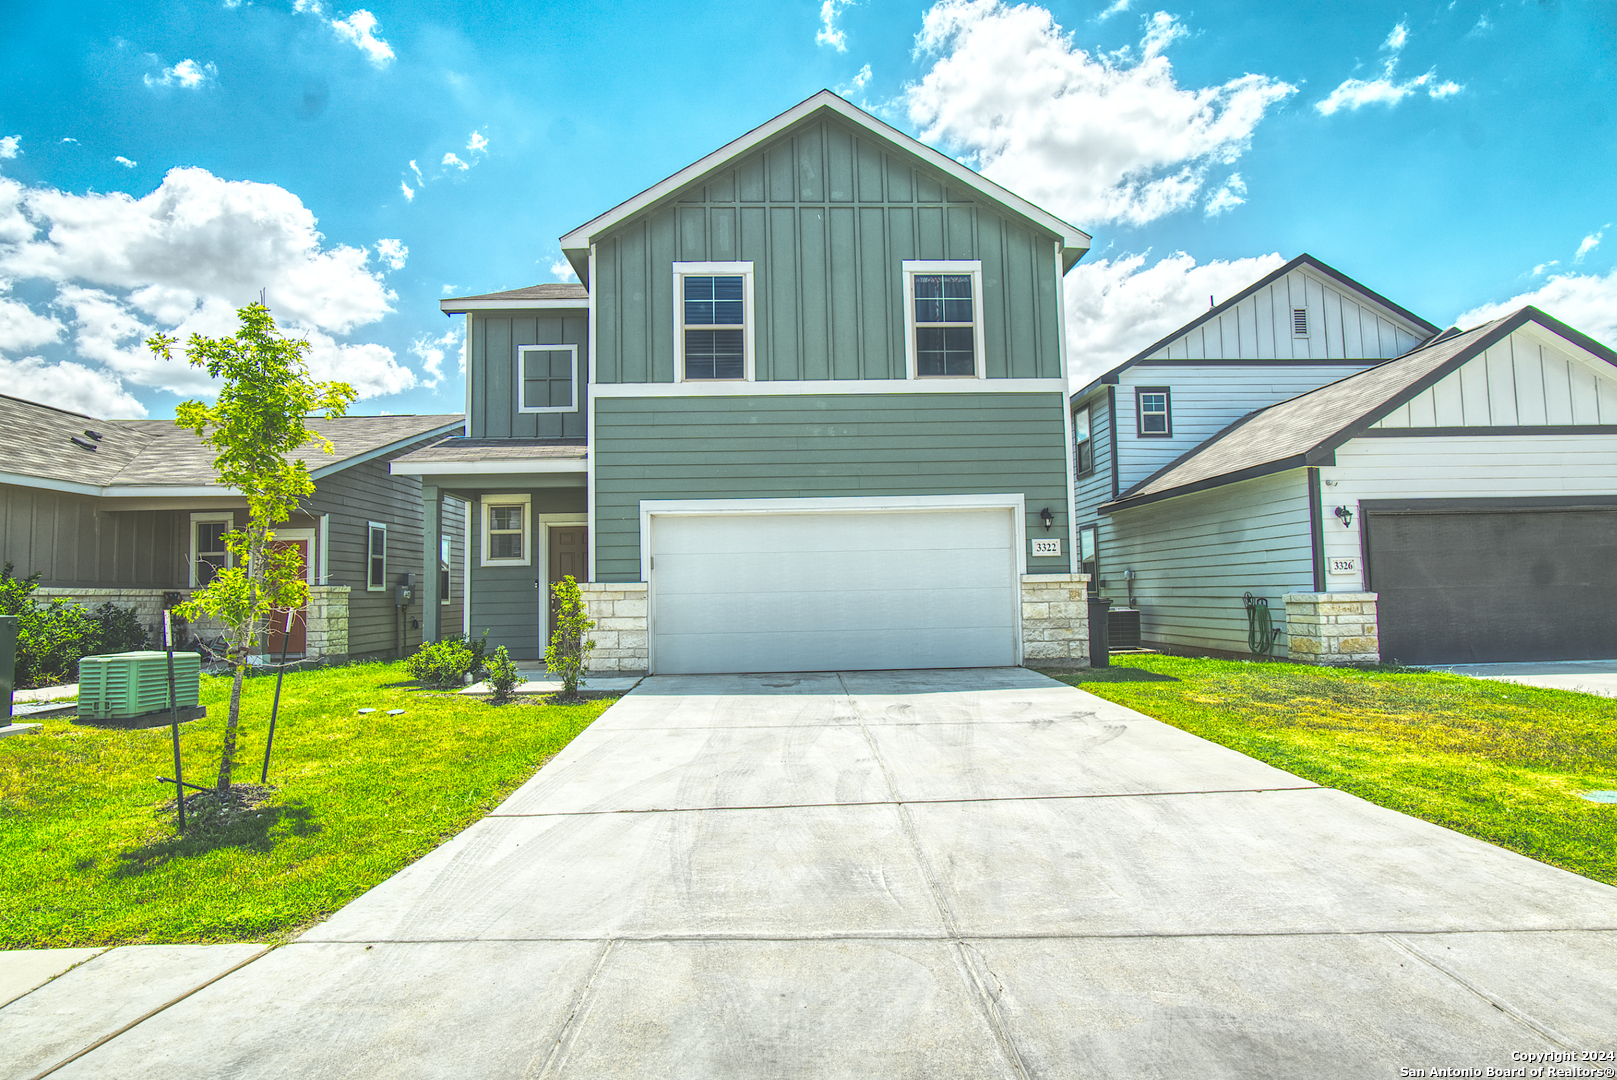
(592, 115), (1064, 386)
(469, 312), (589, 439)
(593, 392), (1071, 582)
(466, 487), (587, 661)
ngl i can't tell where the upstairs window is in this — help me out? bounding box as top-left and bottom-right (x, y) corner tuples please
(1074, 405), (1094, 477)
(1136, 387), (1172, 438)
(674, 263), (753, 381)
(367, 522), (388, 591)
(518, 345), (578, 412)
(904, 261), (984, 379)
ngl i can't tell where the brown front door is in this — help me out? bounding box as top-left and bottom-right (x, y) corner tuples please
(263, 539), (310, 656)
(547, 527), (588, 641)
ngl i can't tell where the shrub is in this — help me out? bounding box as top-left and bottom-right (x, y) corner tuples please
(406, 637), (477, 689)
(543, 575), (595, 699)
(486, 645), (526, 705)
(88, 602), (150, 654)
(1, 563), (101, 687)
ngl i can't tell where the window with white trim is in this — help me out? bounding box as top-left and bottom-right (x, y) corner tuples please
(674, 262), (753, 381)
(518, 345), (578, 412)
(366, 522), (388, 591)
(1135, 387), (1172, 438)
(191, 515), (232, 587)
(481, 494), (531, 566)
(903, 261), (985, 378)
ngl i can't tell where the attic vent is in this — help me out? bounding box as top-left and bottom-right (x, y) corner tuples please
(83, 429), (103, 441)
(1292, 308), (1309, 337)
(70, 435), (98, 452)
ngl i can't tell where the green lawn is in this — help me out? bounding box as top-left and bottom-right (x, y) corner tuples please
(0, 662), (617, 948)
(1048, 655), (1617, 886)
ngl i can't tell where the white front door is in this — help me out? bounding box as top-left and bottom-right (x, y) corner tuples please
(648, 507), (1019, 674)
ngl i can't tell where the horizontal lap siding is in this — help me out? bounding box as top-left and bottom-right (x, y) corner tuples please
(1321, 433), (1617, 591)
(470, 312), (589, 439)
(0, 485), (190, 587)
(1103, 470), (1314, 656)
(593, 116), (1061, 385)
(594, 393), (1070, 581)
(467, 488), (587, 660)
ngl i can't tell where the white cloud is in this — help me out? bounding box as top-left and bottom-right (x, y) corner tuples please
(375, 237), (407, 270)
(0, 136), (19, 159)
(399, 180), (414, 201)
(143, 58), (217, 89)
(115, 156), (137, 168)
(409, 324), (463, 387)
(837, 63), (872, 97)
(330, 9), (394, 66)
(905, 1), (1295, 227)
(1532, 260), (1559, 276)
(1064, 250), (1287, 380)
(1575, 227), (1606, 261)
(60, 137), (76, 145)
(1456, 269), (1617, 347)
(549, 257), (578, 283)
(0, 354), (147, 417)
(1203, 173), (1246, 217)
(441, 152), (468, 171)
(1315, 23), (1463, 115)
(466, 130), (489, 155)
(817, 0), (853, 51)
(1097, 0), (1131, 21)
(0, 166), (411, 403)
(441, 283), (457, 295)
(409, 160), (424, 184)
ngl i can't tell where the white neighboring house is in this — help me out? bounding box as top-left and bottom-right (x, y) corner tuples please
(1072, 257), (1617, 666)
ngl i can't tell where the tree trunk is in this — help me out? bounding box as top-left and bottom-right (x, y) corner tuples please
(216, 524), (266, 791)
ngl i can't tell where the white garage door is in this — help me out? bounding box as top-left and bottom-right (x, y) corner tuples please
(648, 508), (1019, 674)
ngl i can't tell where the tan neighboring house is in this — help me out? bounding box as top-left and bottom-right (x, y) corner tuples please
(0, 393), (466, 662)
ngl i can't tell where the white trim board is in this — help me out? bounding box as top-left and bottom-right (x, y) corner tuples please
(516, 344), (580, 414)
(590, 378), (1065, 398)
(390, 458), (587, 476)
(440, 298), (590, 314)
(901, 260), (987, 382)
(558, 91), (1090, 279)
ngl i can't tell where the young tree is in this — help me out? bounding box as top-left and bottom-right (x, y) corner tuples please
(544, 575), (596, 698)
(148, 303), (356, 791)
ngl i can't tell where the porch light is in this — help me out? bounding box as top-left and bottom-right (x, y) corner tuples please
(1040, 507), (1054, 531)
(1334, 505), (1354, 528)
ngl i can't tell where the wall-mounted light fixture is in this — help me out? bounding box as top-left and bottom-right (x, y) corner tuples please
(1334, 505), (1354, 528)
(1040, 507), (1054, 531)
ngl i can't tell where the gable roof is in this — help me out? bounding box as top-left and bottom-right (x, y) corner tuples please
(0, 393), (463, 496)
(1100, 306), (1617, 513)
(440, 282), (589, 315)
(1071, 254), (1442, 403)
(557, 90), (1091, 284)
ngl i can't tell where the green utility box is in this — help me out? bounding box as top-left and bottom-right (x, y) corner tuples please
(1, 614), (16, 722)
(79, 651), (202, 722)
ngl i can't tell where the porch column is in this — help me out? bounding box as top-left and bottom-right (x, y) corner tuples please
(421, 484), (441, 641)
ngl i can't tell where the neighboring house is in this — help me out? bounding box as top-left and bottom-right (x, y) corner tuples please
(0, 393), (467, 662)
(399, 90), (1095, 674)
(1072, 260), (1617, 665)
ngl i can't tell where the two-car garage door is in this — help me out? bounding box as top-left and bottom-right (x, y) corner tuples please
(1366, 507), (1617, 665)
(647, 507), (1019, 674)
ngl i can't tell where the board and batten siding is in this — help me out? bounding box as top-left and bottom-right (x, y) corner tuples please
(1112, 364), (1377, 492)
(468, 311), (589, 439)
(1320, 433), (1617, 592)
(591, 115), (1063, 384)
(1140, 266), (1427, 363)
(1373, 329), (1617, 428)
(592, 392), (1070, 582)
(0, 484), (202, 588)
(467, 487), (587, 661)
(1102, 469), (1315, 657)
(303, 454), (466, 659)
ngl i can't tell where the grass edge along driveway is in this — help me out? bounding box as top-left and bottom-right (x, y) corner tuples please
(0, 662), (617, 949)
(1047, 655), (1617, 888)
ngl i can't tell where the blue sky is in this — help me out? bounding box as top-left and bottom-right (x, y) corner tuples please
(2, 0), (1613, 418)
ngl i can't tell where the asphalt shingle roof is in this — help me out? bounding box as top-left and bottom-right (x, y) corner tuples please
(445, 283), (589, 303)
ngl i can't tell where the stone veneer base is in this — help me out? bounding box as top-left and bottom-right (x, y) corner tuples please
(1283, 592), (1380, 665)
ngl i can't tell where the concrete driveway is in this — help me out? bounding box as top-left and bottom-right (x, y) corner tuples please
(8, 669), (1617, 1079)
(1425, 659), (1617, 698)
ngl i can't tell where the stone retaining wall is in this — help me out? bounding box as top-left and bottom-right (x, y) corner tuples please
(1020, 573), (1091, 669)
(1283, 592), (1380, 665)
(578, 582), (649, 675)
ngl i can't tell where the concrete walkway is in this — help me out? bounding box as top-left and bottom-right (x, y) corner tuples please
(1425, 658), (1617, 698)
(5, 668), (1615, 1078)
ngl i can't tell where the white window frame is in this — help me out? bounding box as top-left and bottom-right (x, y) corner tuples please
(189, 512), (234, 588)
(673, 261), (755, 383)
(902, 260), (986, 380)
(366, 521), (388, 592)
(516, 343), (579, 413)
(481, 493), (532, 567)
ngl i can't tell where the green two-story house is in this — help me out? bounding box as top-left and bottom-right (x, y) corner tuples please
(394, 91), (1093, 675)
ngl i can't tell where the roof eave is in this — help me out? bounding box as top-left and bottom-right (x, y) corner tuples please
(308, 419), (467, 480)
(439, 298), (590, 314)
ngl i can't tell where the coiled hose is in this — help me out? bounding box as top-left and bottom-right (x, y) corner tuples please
(1244, 592), (1281, 659)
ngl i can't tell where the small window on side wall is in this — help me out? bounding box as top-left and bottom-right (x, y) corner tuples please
(439, 537), (452, 604)
(1078, 525), (1098, 595)
(1074, 405), (1094, 477)
(518, 345), (578, 412)
(903, 260), (985, 379)
(674, 263), (752, 381)
(367, 522), (388, 591)
(1135, 387), (1172, 438)
(481, 494), (531, 567)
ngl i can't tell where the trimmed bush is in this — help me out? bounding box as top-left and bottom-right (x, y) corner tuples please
(406, 637), (477, 689)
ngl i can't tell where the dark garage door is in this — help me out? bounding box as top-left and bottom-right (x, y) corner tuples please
(1366, 508), (1617, 665)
